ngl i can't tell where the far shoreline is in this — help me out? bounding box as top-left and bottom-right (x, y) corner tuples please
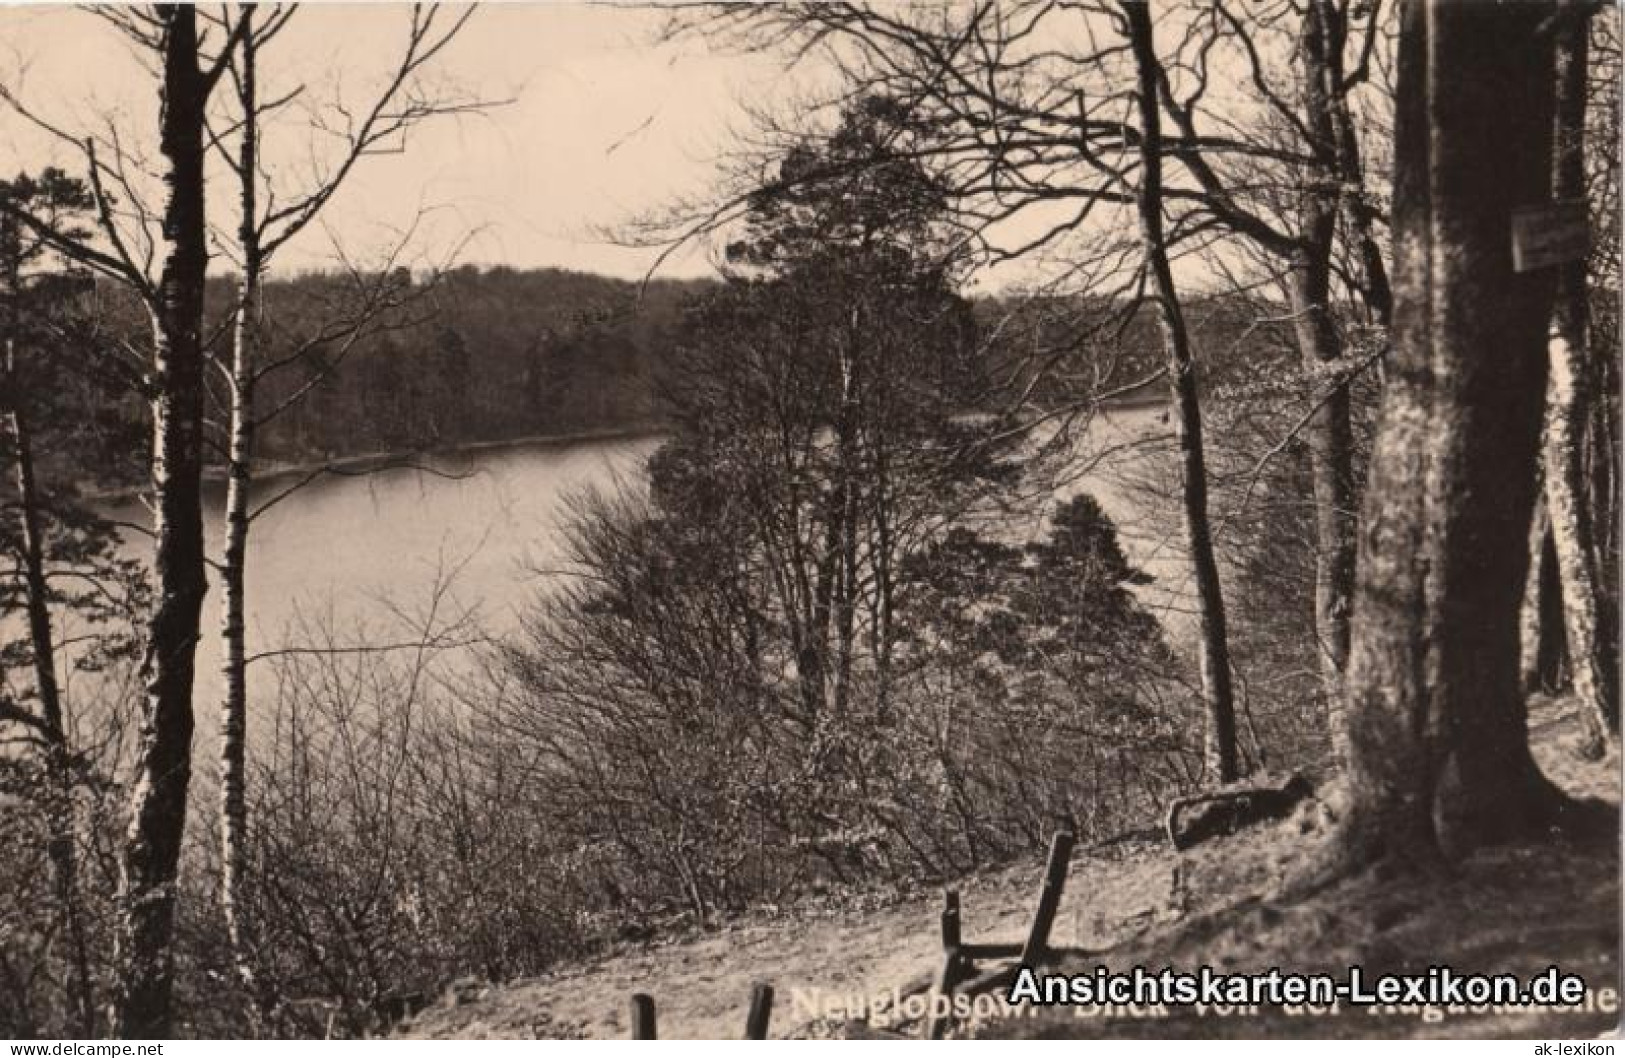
(84, 421), (670, 506)
(85, 396), (1170, 507)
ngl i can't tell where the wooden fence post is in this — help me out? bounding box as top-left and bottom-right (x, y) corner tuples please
(1020, 831), (1075, 965)
(940, 889), (962, 950)
(630, 993), (657, 1039)
(745, 983), (774, 1040)
(925, 890), (969, 1040)
(924, 945), (968, 1040)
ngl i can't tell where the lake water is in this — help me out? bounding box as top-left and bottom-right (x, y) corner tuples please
(94, 432), (662, 721)
(89, 405), (1190, 744)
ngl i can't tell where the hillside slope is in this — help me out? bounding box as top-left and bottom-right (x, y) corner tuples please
(399, 694), (1619, 1040)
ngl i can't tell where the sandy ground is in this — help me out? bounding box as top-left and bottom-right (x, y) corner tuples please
(399, 694), (1620, 1040)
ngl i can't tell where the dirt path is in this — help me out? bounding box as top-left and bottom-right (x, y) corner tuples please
(400, 695), (1619, 1040)
(399, 833), (1186, 1039)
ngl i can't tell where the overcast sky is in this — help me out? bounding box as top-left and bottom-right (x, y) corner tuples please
(0, 3), (1258, 297)
(0, 3), (790, 280)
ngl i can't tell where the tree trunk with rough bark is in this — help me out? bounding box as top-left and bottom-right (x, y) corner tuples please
(1340, 0), (1587, 866)
(1291, 0), (1379, 758)
(1286, 257), (1358, 725)
(1126, 0), (1239, 784)
(1541, 10), (1618, 757)
(114, 4), (212, 1038)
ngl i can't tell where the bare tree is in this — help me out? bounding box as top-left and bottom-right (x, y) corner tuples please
(0, 4), (248, 1035)
(1143, 0), (1398, 752)
(0, 171), (98, 1038)
(202, 4), (483, 1010)
(663, 1), (1410, 774)
(1538, 3), (1619, 758)
(1123, 0), (1238, 783)
(109, 8), (237, 1036)
(661, 3), (1257, 778)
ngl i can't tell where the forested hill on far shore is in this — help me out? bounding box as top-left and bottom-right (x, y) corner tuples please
(65, 264), (1325, 493)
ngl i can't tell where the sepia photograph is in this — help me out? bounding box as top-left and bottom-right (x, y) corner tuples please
(0, 0), (1620, 1044)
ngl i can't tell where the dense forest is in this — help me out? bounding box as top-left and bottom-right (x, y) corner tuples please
(54, 263), (1295, 494)
(252, 267), (706, 465)
(60, 267), (711, 490)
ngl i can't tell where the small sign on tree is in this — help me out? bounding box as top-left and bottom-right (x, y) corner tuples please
(1511, 199), (1590, 273)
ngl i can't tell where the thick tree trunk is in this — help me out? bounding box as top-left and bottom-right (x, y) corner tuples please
(114, 5), (212, 1038)
(1126, 0), (1239, 783)
(1542, 12), (1618, 756)
(1340, 0), (1575, 865)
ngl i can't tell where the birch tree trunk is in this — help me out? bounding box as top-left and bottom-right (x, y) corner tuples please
(114, 4), (212, 1037)
(1339, 0), (1588, 865)
(1541, 11), (1618, 757)
(208, 14), (480, 998)
(1125, 0), (1239, 784)
(218, 291), (257, 988)
(219, 11), (261, 1008)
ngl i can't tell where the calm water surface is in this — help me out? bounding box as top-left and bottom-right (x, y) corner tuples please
(98, 433), (661, 717)
(91, 407), (1190, 740)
